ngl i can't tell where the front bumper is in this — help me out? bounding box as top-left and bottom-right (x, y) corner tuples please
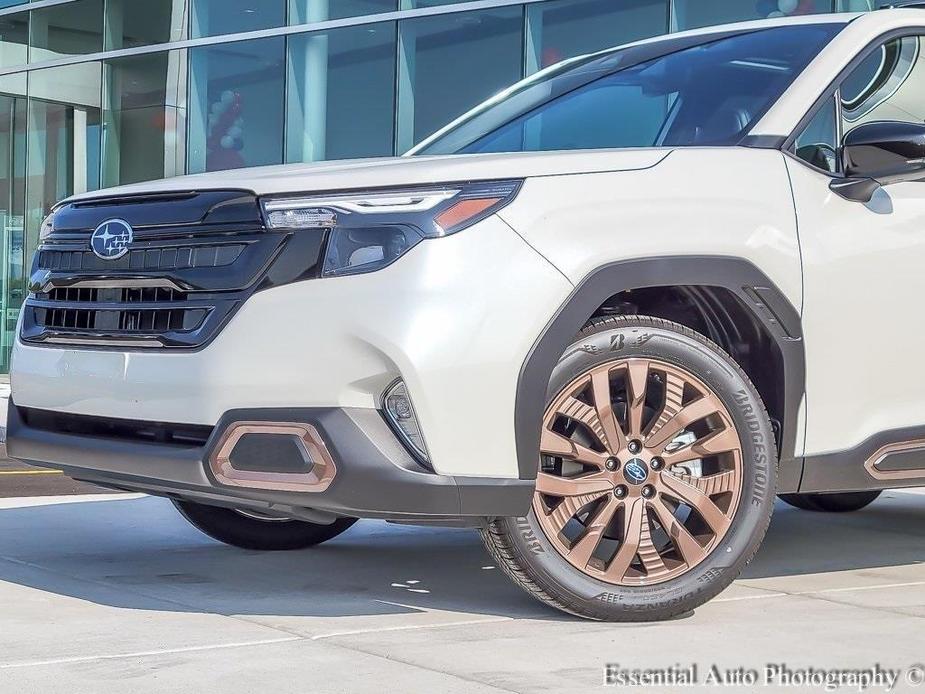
(6, 402), (534, 520)
(11, 216), (574, 480)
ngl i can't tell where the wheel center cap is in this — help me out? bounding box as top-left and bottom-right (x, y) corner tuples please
(623, 458), (649, 485)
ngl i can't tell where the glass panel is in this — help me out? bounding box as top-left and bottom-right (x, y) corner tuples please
(30, 0), (104, 63)
(0, 10), (28, 69)
(398, 7), (523, 151)
(672, 0), (832, 31)
(526, 0), (667, 74)
(400, 1), (471, 7)
(836, 0), (889, 8)
(104, 0), (185, 50)
(290, 0), (396, 23)
(103, 51), (186, 187)
(0, 1), (27, 8)
(191, 0), (285, 39)
(188, 38), (285, 173)
(287, 23), (396, 162)
(416, 24), (841, 154)
(26, 62), (102, 246)
(792, 95), (838, 173)
(0, 74), (26, 372)
(840, 36), (925, 132)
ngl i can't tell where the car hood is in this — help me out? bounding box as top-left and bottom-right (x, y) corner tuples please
(66, 149), (672, 202)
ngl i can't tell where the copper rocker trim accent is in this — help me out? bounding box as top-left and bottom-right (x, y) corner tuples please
(209, 421), (337, 493)
(864, 438), (925, 481)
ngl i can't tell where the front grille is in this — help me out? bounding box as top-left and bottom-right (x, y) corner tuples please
(22, 189), (328, 349)
(22, 190), (298, 349)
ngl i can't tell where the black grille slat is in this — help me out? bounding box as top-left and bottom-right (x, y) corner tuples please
(34, 306), (209, 335)
(38, 243), (246, 272)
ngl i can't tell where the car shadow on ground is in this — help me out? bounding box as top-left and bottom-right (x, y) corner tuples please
(0, 492), (921, 621)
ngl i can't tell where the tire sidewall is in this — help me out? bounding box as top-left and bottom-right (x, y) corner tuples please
(504, 318), (777, 617)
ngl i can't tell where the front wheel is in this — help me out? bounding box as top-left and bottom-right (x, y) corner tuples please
(779, 491), (881, 513)
(483, 316), (777, 621)
(173, 500), (357, 550)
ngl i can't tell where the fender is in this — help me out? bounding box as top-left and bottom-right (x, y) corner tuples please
(514, 255), (806, 492)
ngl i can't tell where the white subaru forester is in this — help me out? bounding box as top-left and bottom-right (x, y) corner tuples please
(9, 6), (925, 621)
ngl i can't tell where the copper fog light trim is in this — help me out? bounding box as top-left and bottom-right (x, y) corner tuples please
(209, 422), (336, 493)
(534, 358), (744, 587)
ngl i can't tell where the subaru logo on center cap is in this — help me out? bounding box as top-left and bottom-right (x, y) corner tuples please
(90, 219), (133, 260)
(623, 459), (649, 485)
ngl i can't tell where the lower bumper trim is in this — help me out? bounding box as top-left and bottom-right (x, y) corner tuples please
(6, 402), (534, 520)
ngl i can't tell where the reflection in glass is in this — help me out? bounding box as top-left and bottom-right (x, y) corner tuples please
(289, 0), (396, 23)
(104, 0), (185, 50)
(397, 7), (523, 151)
(189, 38), (285, 173)
(526, 0), (667, 74)
(29, 0), (104, 63)
(671, 0), (831, 31)
(287, 23), (396, 162)
(191, 0), (285, 38)
(103, 52), (186, 187)
(0, 73), (26, 371)
(0, 10), (28, 69)
(26, 62), (102, 243)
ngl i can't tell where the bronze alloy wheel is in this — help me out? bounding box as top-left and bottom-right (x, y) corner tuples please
(533, 357), (744, 586)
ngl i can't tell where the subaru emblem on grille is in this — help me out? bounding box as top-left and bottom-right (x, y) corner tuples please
(90, 219), (134, 260)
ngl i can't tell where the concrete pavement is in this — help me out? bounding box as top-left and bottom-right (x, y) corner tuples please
(0, 491), (924, 693)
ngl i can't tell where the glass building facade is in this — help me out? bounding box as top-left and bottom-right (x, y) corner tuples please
(0, 0), (889, 371)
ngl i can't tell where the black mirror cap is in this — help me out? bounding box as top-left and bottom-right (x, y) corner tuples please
(843, 120), (925, 180)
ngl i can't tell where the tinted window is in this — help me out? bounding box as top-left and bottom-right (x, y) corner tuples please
(416, 24), (842, 155)
(792, 95), (838, 174)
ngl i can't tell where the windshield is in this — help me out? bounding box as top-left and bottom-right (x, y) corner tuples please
(413, 24), (842, 156)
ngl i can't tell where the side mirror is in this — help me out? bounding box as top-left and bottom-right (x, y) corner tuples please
(843, 120), (925, 180)
(830, 121), (925, 203)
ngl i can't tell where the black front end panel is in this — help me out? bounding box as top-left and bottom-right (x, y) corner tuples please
(22, 189), (326, 350)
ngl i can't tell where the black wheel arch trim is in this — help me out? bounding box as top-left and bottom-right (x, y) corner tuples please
(514, 255), (806, 491)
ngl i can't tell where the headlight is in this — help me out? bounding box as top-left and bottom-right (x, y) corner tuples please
(39, 211), (56, 242)
(261, 180), (521, 277)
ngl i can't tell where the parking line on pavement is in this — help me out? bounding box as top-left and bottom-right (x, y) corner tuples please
(0, 470), (62, 476)
(0, 637), (303, 670)
(311, 616), (514, 640)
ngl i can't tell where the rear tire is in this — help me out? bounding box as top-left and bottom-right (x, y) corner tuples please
(779, 491), (881, 513)
(483, 316), (777, 621)
(173, 500), (357, 550)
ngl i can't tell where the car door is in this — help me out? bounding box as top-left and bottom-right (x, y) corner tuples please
(787, 33), (925, 485)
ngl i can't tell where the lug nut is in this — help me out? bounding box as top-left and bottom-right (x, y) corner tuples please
(628, 440), (642, 455)
(650, 457), (664, 471)
(613, 485), (628, 499)
(641, 485), (656, 499)
(605, 457), (620, 471)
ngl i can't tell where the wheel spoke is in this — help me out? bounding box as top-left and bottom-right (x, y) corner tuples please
(645, 395), (722, 452)
(568, 496), (619, 568)
(624, 359), (649, 437)
(670, 469), (739, 497)
(591, 367), (626, 454)
(535, 471), (613, 497)
(646, 371), (686, 442)
(650, 496), (707, 568)
(660, 472), (731, 536)
(556, 396), (612, 454)
(545, 492), (610, 537)
(540, 428), (609, 467)
(662, 426), (741, 467)
(636, 505), (670, 579)
(603, 497), (645, 582)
